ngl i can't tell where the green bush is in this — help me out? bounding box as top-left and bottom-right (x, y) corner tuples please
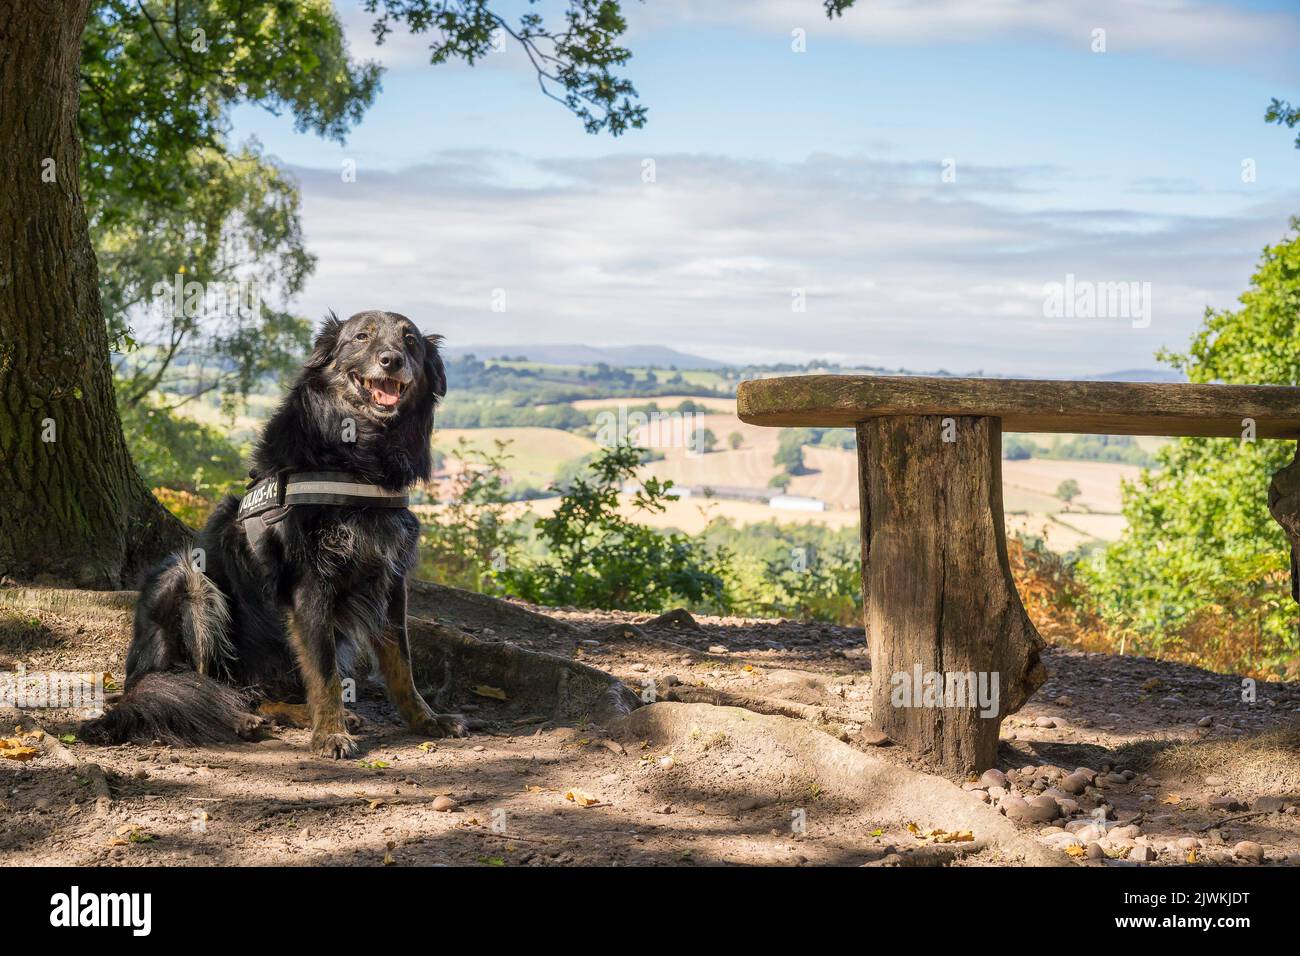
(502, 444), (729, 612)
(1081, 222), (1300, 676)
(117, 390), (246, 500)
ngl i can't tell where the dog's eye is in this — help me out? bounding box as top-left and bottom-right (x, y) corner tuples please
(354, 332), (369, 343)
(405, 334), (418, 348)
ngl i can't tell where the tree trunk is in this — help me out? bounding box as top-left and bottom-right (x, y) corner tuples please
(857, 415), (1046, 774)
(0, 0), (188, 587)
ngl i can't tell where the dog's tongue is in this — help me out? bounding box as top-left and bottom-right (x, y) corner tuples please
(370, 382), (400, 406)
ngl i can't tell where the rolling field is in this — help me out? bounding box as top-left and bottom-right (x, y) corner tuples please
(433, 426), (600, 491)
(174, 388), (1146, 552)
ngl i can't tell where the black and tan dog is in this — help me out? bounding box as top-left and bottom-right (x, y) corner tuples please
(85, 310), (466, 757)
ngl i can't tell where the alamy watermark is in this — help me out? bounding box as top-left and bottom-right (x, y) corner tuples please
(595, 405), (707, 456)
(149, 272), (262, 322)
(0, 666), (106, 717)
(1043, 274), (1151, 329)
(890, 665), (1000, 719)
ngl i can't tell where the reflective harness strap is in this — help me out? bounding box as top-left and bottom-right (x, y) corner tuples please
(236, 471), (410, 551)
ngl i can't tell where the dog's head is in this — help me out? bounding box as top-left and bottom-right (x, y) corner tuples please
(304, 310), (446, 425)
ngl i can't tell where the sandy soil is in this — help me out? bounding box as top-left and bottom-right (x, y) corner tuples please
(2, 594), (1298, 867)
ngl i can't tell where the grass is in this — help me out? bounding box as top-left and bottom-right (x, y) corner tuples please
(1112, 722), (1300, 792)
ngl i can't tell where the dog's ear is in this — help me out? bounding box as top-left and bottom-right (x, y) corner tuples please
(304, 313), (344, 370)
(425, 334), (447, 398)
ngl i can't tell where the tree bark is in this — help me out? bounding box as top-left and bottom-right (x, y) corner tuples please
(1268, 442), (1300, 602)
(857, 415), (1046, 774)
(0, 0), (188, 587)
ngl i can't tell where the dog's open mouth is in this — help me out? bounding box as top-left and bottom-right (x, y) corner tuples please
(351, 374), (405, 408)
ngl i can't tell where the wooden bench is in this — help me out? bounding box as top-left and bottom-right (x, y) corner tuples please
(737, 374), (1300, 774)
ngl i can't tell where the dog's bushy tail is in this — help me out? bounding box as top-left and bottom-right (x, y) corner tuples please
(81, 551), (259, 745)
(81, 671), (263, 745)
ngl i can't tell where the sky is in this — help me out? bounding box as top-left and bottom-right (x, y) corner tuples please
(230, 0), (1300, 376)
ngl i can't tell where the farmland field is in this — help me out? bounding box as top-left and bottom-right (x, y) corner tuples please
(173, 387), (1148, 552)
(433, 426), (600, 491)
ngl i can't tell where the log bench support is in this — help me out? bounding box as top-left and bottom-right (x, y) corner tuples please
(738, 373), (1300, 776)
(857, 415), (1046, 773)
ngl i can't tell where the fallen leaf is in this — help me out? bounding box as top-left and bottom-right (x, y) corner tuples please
(477, 856), (505, 866)
(1187, 848), (1198, 864)
(929, 829), (974, 844)
(565, 789), (600, 808)
(905, 821), (922, 837)
(418, 742), (436, 752)
(1160, 793), (1182, 805)
(472, 685), (508, 701)
(1065, 844), (1087, 857)
(0, 737), (39, 761)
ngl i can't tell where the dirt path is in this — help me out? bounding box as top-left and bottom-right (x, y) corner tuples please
(2, 592), (1298, 866)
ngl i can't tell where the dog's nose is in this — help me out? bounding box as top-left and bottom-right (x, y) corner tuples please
(377, 350), (402, 371)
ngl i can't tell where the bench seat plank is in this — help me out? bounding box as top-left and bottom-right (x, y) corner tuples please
(737, 374), (1300, 438)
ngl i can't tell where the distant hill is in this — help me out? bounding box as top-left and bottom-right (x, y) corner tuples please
(1076, 368), (1185, 383)
(445, 343), (726, 370)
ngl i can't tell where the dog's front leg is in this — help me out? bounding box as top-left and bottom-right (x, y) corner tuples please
(373, 580), (467, 739)
(288, 587), (357, 758)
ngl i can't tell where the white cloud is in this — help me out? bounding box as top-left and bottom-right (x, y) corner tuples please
(288, 149), (1297, 376)
(646, 0), (1300, 75)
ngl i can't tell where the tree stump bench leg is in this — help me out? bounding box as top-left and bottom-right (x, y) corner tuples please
(856, 414), (1047, 774)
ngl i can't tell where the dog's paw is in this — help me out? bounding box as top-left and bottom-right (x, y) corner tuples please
(235, 713), (268, 741)
(410, 712), (468, 739)
(312, 731), (359, 759)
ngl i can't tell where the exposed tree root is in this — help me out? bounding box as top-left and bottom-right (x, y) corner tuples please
(610, 702), (1066, 866)
(664, 683), (854, 728)
(406, 616), (639, 724)
(20, 719), (112, 817)
(0, 586), (136, 614)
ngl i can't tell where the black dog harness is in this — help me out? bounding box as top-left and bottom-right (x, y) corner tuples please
(236, 472), (411, 551)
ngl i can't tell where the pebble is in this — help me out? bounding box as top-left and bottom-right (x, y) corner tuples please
(988, 786), (1007, 800)
(1045, 832), (1083, 850)
(1034, 717), (1056, 729)
(1253, 795), (1285, 813)
(431, 795), (457, 812)
(707, 645), (728, 654)
(1196, 716), (1213, 727)
(1204, 775), (1226, 786)
(979, 769), (1007, 789)
(658, 756), (675, 770)
(1055, 798), (1079, 817)
(1086, 842), (1105, 860)
(1130, 846), (1156, 863)
(1233, 841), (1265, 864)
(1176, 837), (1201, 851)
(1024, 795), (1061, 822)
(1055, 696), (1073, 707)
(1060, 773), (1090, 796)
